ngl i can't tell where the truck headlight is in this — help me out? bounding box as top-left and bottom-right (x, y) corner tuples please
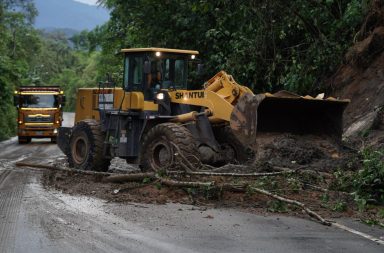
(156, 93), (165, 100)
(53, 129), (58, 134)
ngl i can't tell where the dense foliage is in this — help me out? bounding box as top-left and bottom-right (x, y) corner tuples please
(332, 148), (384, 210)
(0, 0), (37, 140)
(97, 0), (366, 93)
(353, 149), (384, 208)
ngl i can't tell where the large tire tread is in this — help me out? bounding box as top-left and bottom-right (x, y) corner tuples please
(140, 123), (200, 172)
(68, 119), (110, 172)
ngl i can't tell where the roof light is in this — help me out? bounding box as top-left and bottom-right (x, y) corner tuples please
(156, 93), (164, 100)
(155, 51), (161, 57)
(191, 55), (196, 60)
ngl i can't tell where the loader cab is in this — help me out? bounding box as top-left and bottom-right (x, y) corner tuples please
(121, 48), (199, 100)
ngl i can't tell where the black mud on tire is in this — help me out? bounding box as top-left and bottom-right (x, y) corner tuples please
(214, 126), (254, 164)
(140, 123), (200, 172)
(68, 119), (110, 172)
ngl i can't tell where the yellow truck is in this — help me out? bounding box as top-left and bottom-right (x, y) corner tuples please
(14, 86), (66, 144)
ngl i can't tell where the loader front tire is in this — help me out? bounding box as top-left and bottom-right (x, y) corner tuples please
(68, 119), (110, 172)
(140, 123), (200, 172)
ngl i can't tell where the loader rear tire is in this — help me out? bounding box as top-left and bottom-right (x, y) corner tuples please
(68, 119), (110, 172)
(214, 126), (253, 164)
(140, 123), (200, 172)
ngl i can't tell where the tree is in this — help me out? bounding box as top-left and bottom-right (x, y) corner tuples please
(99, 0), (365, 93)
(0, 0), (39, 140)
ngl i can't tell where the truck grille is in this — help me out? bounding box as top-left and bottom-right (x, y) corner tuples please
(25, 116), (53, 123)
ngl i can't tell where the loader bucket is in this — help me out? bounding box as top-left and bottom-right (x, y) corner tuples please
(230, 91), (349, 148)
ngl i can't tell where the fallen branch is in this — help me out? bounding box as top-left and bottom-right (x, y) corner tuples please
(170, 142), (197, 172)
(303, 183), (353, 196)
(249, 186), (331, 226)
(103, 173), (155, 183)
(167, 170), (295, 177)
(219, 183), (248, 192)
(15, 162), (113, 176)
(156, 175), (214, 188)
(271, 166), (332, 179)
(303, 183), (329, 192)
(202, 163), (250, 172)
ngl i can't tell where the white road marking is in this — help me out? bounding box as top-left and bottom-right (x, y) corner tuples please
(332, 222), (384, 246)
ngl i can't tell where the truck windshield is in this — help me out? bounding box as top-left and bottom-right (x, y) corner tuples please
(21, 94), (58, 108)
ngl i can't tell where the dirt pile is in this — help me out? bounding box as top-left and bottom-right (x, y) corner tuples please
(327, 1), (384, 149)
(253, 133), (355, 172)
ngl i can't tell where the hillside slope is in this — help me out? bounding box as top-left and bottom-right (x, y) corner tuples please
(328, 2), (384, 148)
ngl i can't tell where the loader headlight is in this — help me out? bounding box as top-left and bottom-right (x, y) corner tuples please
(191, 55), (196, 60)
(155, 51), (161, 57)
(53, 129), (58, 134)
(156, 93), (165, 100)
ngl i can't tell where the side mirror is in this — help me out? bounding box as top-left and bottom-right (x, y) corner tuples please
(144, 61), (151, 74)
(197, 64), (204, 76)
(13, 95), (19, 107)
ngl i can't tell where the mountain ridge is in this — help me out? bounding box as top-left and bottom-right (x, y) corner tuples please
(34, 0), (109, 31)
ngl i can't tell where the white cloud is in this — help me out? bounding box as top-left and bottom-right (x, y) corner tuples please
(73, 0), (99, 6)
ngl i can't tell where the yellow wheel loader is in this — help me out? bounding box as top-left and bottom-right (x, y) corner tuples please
(57, 48), (349, 172)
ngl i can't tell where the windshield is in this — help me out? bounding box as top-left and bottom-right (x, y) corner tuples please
(21, 94), (58, 108)
(161, 58), (187, 89)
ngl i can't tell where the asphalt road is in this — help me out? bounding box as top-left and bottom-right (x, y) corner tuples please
(0, 113), (383, 253)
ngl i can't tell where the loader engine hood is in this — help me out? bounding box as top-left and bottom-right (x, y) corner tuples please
(230, 91), (349, 148)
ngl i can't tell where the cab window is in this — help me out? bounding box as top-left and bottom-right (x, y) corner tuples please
(123, 55), (144, 91)
(174, 59), (186, 87)
(132, 57), (143, 86)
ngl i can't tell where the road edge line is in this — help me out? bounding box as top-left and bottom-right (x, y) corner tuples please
(332, 222), (384, 246)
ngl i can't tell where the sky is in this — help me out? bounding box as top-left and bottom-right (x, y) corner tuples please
(73, 0), (98, 5)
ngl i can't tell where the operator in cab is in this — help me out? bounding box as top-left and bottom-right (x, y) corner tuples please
(145, 60), (162, 100)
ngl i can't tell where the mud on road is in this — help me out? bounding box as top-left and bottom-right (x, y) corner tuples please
(1, 159), (383, 253)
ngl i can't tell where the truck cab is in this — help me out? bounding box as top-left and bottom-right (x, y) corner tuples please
(14, 86), (65, 144)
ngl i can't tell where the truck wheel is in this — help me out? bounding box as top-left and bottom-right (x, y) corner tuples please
(68, 119), (110, 172)
(18, 136), (28, 144)
(140, 123), (200, 172)
(214, 126), (254, 164)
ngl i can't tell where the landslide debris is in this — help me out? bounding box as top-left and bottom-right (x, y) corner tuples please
(327, 0), (384, 149)
(253, 133), (356, 173)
